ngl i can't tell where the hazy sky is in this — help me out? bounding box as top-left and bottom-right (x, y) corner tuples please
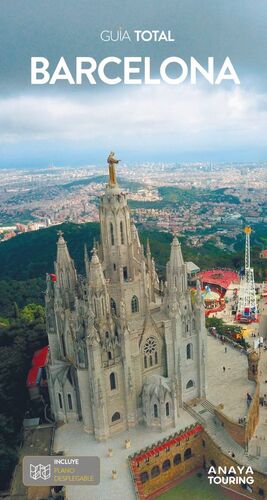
(1, 0), (267, 167)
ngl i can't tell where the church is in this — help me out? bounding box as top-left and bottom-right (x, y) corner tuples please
(46, 153), (207, 441)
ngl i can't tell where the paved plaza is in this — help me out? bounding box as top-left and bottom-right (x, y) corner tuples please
(206, 335), (255, 420)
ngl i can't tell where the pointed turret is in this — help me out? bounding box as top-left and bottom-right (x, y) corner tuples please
(146, 238), (151, 256)
(57, 231), (73, 267)
(89, 247), (110, 321)
(89, 247), (106, 289)
(146, 238), (152, 269)
(166, 235), (187, 294)
(146, 238), (157, 302)
(55, 231), (77, 308)
(169, 236), (184, 269)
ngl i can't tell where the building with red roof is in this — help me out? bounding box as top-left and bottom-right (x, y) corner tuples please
(197, 269), (239, 292)
(26, 346), (49, 400)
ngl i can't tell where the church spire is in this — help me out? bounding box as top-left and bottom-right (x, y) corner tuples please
(165, 234), (187, 301)
(55, 230), (77, 308)
(146, 238), (151, 256)
(89, 246), (106, 288)
(56, 230), (73, 267)
(169, 236), (184, 269)
(89, 246), (110, 321)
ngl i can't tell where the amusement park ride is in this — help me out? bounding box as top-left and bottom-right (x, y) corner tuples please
(236, 226), (257, 322)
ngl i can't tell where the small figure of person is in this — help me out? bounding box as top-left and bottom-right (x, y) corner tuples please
(225, 346), (227, 353)
(223, 366), (226, 372)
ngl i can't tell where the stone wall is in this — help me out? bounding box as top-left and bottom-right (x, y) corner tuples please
(203, 431), (267, 500)
(213, 406), (246, 447)
(245, 382), (260, 443)
(213, 382), (259, 448)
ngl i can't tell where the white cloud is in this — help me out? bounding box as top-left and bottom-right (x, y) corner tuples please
(0, 85), (267, 153)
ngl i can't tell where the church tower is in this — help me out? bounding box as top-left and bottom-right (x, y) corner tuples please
(46, 152), (207, 440)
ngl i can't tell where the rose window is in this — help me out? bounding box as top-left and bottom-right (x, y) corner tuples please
(144, 337), (157, 355)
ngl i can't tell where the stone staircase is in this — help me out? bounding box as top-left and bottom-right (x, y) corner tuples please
(200, 399), (216, 414)
(183, 399), (267, 473)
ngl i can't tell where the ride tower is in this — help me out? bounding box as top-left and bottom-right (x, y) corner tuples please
(237, 226), (257, 320)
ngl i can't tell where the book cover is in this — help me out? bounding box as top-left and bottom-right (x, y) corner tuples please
(0, 2), (266, 500)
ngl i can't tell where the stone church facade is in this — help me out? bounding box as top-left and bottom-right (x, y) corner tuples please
(46, 153), (207, 441)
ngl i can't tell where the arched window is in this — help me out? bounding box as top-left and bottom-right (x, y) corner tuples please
(186, 343), (193, 360)
(173, 453), (181, 466)
(123, 266), (128, 281)
(162, 459), (171, 472)
(184, 448), (192, 460)
(151, 465), (160, 478)
(166, 402), (170, 416)
(186, 380), (194, 389)
(101, 298), (105, 316)
(144, 337), (158, 368)
(140, 471), (148, 484)
(108, 351), (112, 360)
(111, 411), (120, 422)
(110, 222), (115, 245)
(120, 221), (124, 244)
(67, 394), (73, 410)
(144, 355), (147, 369)
(153, 404), (158, 418)
(58, 393), (63, 409)
(110, 298), (116, 315)
(192, 319), (195, 330)
(131, 295), (139, 313)
(110, 372), (116, 390)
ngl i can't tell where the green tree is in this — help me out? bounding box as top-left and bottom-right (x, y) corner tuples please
(20, 304), (45, 323)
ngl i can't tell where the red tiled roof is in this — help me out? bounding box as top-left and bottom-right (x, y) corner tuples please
(26, 346), (48, 388)
(32, 346), (48, 367)
(198, 269), (239, 290)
